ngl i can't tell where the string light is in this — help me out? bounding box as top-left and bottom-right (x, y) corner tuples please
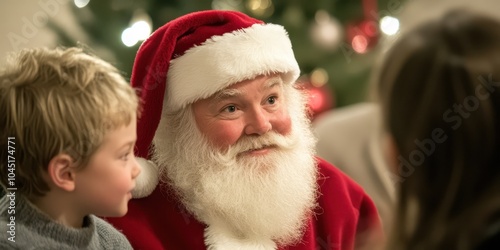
(121, 27), (138, 47)
(74, 0), (90, 8)
(246, 0), (274, 18)
(131, 21), (152, 41)
(310, 68), (329, 87)
(352, 35), (368, 54)
(380, 16), (400, 36)
(121, 9), (152, 47)
(310, 10), (343, 51)
(212, 0), (243, 11)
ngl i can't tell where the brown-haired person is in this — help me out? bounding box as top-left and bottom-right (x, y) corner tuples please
(378, 9), (500, 250)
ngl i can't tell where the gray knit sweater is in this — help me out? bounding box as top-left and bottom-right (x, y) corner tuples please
(0, 194), (132, 250)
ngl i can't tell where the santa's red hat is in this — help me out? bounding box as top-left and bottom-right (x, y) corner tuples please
(131, 10), (300, 198)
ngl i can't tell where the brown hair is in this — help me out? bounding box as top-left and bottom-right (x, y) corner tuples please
(0, 47), (139, 199)
(379, 9), (500, 249)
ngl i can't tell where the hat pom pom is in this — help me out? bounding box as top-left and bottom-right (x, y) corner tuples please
(132, 157), (159, 198)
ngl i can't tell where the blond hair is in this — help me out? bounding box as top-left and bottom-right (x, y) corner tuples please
(0, 47), (139, 198)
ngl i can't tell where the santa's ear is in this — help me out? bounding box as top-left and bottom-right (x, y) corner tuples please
(47, 153), (77, 192)
(131, 157), (159, 198)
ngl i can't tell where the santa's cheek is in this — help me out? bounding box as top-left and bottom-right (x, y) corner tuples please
(272, 112), (292, 136)
(210, 120), (245, 147)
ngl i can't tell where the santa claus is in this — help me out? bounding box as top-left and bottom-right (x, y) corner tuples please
(106, 10), (383, 250)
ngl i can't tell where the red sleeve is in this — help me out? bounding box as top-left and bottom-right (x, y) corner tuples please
(355, 190), (384, 249)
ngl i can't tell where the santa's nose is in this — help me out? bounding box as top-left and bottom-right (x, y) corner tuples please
(244, 107), (272, 135)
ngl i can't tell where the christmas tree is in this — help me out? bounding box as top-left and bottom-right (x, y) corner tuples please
(54, 0), (404, 114)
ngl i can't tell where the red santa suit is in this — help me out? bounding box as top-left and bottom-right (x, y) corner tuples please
(105, 10), (383, 250)
(107, 157), (382, 249)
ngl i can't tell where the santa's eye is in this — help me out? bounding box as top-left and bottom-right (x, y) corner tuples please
(267, 96), (277, 105)
(223, 105), (237, 113)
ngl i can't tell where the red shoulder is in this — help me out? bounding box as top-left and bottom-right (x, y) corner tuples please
(314, 156), (384, 248)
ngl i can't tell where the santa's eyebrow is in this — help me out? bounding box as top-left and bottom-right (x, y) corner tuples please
(264, 76), (283, 89)
(212, 76), (283, 101)
(213, 88), (243, 101)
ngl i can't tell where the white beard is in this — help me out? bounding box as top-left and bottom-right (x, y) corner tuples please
(152, 85), (318, 248)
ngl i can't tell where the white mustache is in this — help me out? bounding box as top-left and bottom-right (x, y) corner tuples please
(223, 131), (297, 158)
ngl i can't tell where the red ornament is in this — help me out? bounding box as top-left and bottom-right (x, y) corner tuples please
(345, 0), (379, 53)
(299, 78), (335, 120)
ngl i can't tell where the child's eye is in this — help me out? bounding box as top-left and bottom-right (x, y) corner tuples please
(121, 153), (130, 161)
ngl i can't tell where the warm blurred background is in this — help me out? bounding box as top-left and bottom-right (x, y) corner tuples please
(1, 0), (499, 118)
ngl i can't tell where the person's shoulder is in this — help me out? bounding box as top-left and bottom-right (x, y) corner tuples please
(0, 239), (19, 250)
(0, 197), (28, 248)
(315, 157), (383, 239)
(0, 240), (55, 250)
(0, 232), (16, 245)
(0, 227), (32, 250)
(92, 215), (133, 250)
(0, 194), (9, 211)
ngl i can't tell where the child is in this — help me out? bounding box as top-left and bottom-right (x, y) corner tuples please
(0, 47), (140, 249)
(378, 9), (500, 250)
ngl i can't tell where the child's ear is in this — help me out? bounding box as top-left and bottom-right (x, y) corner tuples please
(47, 153), (77, 192)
